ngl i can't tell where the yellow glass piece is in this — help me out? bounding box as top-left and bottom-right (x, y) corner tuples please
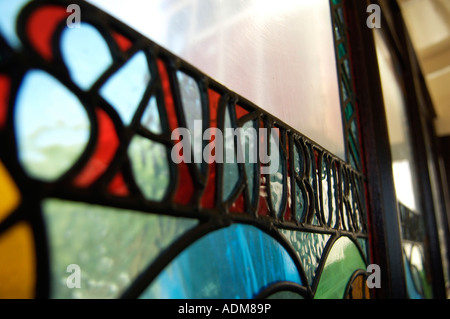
(0, 161), (21, 223)
(0, 222), (36, 299)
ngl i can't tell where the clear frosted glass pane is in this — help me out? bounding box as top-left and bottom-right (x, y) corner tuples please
(222, 107), (239, 201)
(14, 70), (90, 181)
(88, 0), (345, 159)
(100, 51), (150, 125)
(269, 131), (284, 218)
(241, 120), (258, 205)
(42, 198), (197, 299)
(139, 224), (302, 299)
(279, 229), (331, 286)
(140, 96), (162, 134)
(128, 135), (169, 201)
(61, 23), (113, 90)
(176, 71), (202, 168)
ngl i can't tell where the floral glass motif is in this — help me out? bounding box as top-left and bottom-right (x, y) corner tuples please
(0, 0), (370, 299)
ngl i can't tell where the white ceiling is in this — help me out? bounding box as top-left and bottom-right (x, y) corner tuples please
(398, 0), (450, 137)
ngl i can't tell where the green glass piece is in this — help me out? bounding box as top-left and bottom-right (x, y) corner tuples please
(14, 70), (90, 181)
(42, 198), (198, 299)
(338, 42), (347, 59)
(279, 229), (331, 286)
(128, 135), (169, 201)
(314, 237), (366, 299)
(345, 102), (354, 121)
(140, 96), (162, 134)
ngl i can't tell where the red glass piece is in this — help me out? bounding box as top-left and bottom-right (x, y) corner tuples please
(26, 5), (68, 61)
(74, 108), (119, 187)
(257, 196), (270, 217)
(174, 162), (194, 205)
(0, 75), (10, 129)
(201, 89), (221, 209)
(157, 59), (178, 132)
(229, 192), (245, 213)
(112, 31), (132, 52)
(235, 104), (249, 120)
(209, 89), (220, 128)
(108, 172), (130, 196)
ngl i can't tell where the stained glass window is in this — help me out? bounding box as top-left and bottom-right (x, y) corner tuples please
(374, 29), (433, 298)
(0, 0), (370, 299)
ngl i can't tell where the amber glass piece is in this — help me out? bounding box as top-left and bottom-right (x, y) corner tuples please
(0, 161), (20, 223)
(345, 273), (370, 299)
(0, 222), (36, 299)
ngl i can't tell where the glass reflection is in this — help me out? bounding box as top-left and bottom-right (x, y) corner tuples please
(374, 30), (419, 211)
(88, 0), (345, 158)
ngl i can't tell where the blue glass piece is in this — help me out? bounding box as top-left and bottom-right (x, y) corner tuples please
(140, 96), (162, 134)
(128, 135), (169, 201)
(61, 23), (113, 90)
(100, 51), (150, 125)
(279, 229), (330, 285)
(176, 71), (202, 168)
(0, 0), (32, 48)
(223, 107), (239, 201)
(42, 198), (198, 299)
(14, 70), (90, 181)
(140, 224), (302, 299)
(404, 255), (423, 299)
